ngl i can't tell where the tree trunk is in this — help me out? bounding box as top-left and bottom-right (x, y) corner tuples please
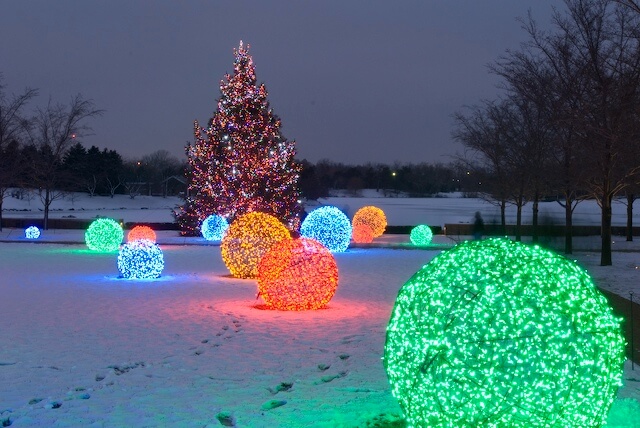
(43, 188), (50, 230)
(601, 193), (613, 266)
(516, 200), (522, 242)
(532, 194), (539, 243)
(627, 193), (634, 242)
(500, 199), (506, 235)
(0, 198), (3, 232)
(565, 195), (573, 254)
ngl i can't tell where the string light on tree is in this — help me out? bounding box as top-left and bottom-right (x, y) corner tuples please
(24, 226), (40, 239)
(117, 239), (164, 279)
(300, 206), (351, 252)
(352, 206), (386, 238)
(409, 224), (433, 246)
(127, 225), (156, 243)
(384, 238), (625, 427)
(257, 237), (339, 311)
(176, 41), (303, 235)
(85, 218), (124, 252)
(221, 211), (291, 278)
(201, 214), (229, 241)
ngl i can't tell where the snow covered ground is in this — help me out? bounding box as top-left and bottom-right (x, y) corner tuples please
(1, 191), (640, 426)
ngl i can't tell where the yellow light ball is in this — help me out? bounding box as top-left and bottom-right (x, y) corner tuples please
(352, 206), (386, 238)
(221, 212), (291, 278)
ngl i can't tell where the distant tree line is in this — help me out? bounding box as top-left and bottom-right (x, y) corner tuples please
(452, 0), (640, 266)
(0, 74), (184, 230)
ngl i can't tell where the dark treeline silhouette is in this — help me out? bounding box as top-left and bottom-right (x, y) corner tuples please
(298, 159), (468, 199)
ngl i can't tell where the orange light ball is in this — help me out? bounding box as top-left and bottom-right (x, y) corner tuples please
(257, 237), (339, 311)
(127, 225), (157, 243)
(352, 223), (374, 243)
(352, 206), (386, 238)
(221, 212), (291, 278)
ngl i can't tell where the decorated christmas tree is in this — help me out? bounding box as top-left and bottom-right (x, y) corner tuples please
(176, 42), (303, 235)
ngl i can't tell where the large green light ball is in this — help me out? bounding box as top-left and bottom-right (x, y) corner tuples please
(85, 218), (124, 252)
(409, 224), (433, 246)
(384, 238), (625, 428)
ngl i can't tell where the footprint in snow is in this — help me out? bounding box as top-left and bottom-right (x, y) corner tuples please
(261, 400), (287, 411)
(216, 411), (236, 426)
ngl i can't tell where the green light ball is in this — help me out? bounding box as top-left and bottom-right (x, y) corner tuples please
(85, 218), (124, 252)
(409, 224), (433, 246)
(384, 238), (625, 428)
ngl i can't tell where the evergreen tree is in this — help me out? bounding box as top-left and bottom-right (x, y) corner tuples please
(177, 41), (302, 235)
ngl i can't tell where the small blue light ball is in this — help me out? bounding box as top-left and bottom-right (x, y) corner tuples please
(117, 239), (165, 279)
(25, 226), (41, 239)
(410, 224), (433, 246)
(201, 214), (229, 241)
(300, 206), (352, 253)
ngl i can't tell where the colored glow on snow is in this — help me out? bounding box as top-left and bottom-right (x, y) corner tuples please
(384, 238), (625, 427)
(117, 239), (164, 279)
(257, 237), (339, 310)
(24, 226), (40, 239)
(221, 212), (290, 278)
(300, 206), (351, 252)
(201, 214), (229, 241)
(409, 224), (433, 246)
(85, 218), (124, 252)
(351, 223), (374, 244)
(352, 206), (386, 238)
(127, 225), (156, 243)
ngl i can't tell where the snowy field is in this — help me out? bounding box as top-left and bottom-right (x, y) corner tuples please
(1, 191), (640, 426)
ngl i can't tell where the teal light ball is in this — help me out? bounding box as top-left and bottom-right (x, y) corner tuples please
(85, 218), (124, 252)
(409, 224), (433, 246)
(384, 238), (625, 428)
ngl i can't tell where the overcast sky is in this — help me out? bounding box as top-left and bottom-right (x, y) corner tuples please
(0, 1), (564, 165)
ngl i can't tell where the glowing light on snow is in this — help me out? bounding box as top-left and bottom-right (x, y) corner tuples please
(127, 225), (156, 243)
(221, 212), (290, 278)
(352, 206), (386, 238)
(257, 237), (338, 310)
(85, 218), (123, 252)
(384, 238), (625, 427)
(409, 224), (433, 246)
(300, 206), (351, 252)
(117, 239), (164, 279)
(201, 214), (229, 241)
(24, 226), (40, 239)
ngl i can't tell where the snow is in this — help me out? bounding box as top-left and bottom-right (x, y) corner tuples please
(1, 191), (640, 426)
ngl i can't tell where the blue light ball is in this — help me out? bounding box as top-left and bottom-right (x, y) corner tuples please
(201, 214), (229, 241)
(300, 206), (352, 253)
(117, 239), (165, 279)
(410, 224), (433, 246)
(25, 226), (40, 239)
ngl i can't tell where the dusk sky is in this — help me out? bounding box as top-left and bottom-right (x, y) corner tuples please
(1, 1), (563, 165)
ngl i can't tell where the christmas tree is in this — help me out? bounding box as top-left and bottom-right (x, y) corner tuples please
(176, 41), (303, 235)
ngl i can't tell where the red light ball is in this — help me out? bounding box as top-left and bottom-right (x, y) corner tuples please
(257, 237), (339, 311)
(127, 225), (157, 243)
(352, 223), (374, 243)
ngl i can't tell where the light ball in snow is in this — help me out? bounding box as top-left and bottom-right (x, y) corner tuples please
(117, 239), (164, 279)
(257, 237), (339, 310)
(221, 212), (290, 278)
(85, 218), (124, 252)
(352, 206), (386, 238)
(410, 224), (433, 246)
(300, 206), (351, 252)
(351, 223), (374, 244)
(127, 225), (156, 243)
(201, 214), (229, 241)
(384, 238), (625, 428)
(24, 226), (40, 239)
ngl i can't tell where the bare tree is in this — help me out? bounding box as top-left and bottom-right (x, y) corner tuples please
(0, 75), (38, 230)
(613, 0), (640, 13)
(25, 95), (103, 229)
